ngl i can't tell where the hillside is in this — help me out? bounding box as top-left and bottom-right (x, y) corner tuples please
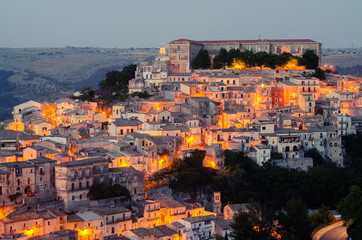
(0, 47), (158, 120)
(322, 48), (362, 76)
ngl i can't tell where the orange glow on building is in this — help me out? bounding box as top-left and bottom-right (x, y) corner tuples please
(95, 106), (112, 118)
(205, 156), (216, 169)
(321, 64), (338, 74)
(276, 58), (305, 70)
(41, 104), (58, 127)
(227, 58), (304, 70)
(23, 226), (41, 238)
(0, 206), (14, 219)
(68, 143), (76, 156)
(119, 158), (130, 167)
(75, 227), (92, 239)
(280, 46), (291, 53)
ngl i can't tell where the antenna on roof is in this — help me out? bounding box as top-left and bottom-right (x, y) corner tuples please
(258, 34), (261, 40)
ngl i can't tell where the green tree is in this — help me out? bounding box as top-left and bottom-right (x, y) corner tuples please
(89, 182), (131, 200)
(270, 152), (283, 160)
(301, 50), (319, 69)
(213, 48), (228, 69)
(337, 185), (362, 239)
(240, 50), (256, 68)
(276, 52), (293, 67)
(191, 49), (211, 69)
(304, 148), (325, 166)
(78, 87), (95, 102)
(310, 204), (335, 230)
(98, 64), (137, 92)
(230, 201), (277, 240)
(313, 68), (326, 80)
(254, 52), (269, 67)
(227, 49), (242, 67)
(277, 198), (312, 240)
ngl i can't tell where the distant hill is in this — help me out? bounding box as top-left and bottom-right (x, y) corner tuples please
(322, 48), (362, 71)
(0, 47), (158, 121)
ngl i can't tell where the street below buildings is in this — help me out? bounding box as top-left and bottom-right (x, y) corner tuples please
(313, 221), (349, 240)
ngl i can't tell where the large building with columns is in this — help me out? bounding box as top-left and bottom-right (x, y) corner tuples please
(168, 39), (322, 73)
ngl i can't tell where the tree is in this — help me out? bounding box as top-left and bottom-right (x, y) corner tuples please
(310, 204), (335, 230)
(230, 201), (277, 240)
(88, 182), (131, 200)
(304, 148), (325, 166)
(254, 52), (269, 67)
(78, 87), (95, 102)
(313, 68), (326, 80)
(277, 198), (312, 240)
(240, 50), (255, 68)
(191, 49), (211, 69)
(213, 48), (228, 69)
(227, 49), (242, 67)
(98, 64), (137, 92)
(270, 152), (283, 160)
(301, 50), (319, 69)
(337, 185), (362, 239)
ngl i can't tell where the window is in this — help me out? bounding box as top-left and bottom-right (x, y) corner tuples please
(71, 183), (74, 191)
(79, 182), (82, 190)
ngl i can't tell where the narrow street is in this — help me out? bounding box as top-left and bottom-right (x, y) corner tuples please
(313, 221), (348, 240)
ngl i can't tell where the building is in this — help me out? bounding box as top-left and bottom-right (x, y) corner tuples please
(168, 39), (322, 73)
(54, 157), (110, 210)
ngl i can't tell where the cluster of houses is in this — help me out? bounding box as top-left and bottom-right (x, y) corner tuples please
(0, 42), (362, 239)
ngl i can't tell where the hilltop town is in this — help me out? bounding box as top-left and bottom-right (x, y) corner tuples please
(0, 39), (362, 240)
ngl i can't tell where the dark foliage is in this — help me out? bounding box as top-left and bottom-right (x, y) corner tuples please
(130, 91), (153, 99)
(152, 150), (216, 196)
(301, 50), (319, 69)
(219, 150), (361, 209)
(277, 198), (312, 240)
(313, 68), (326, 80)
(191, 49), (211, 69)
(88, 182), (131, 200)
(212, 49), (317, 69)
(304, 148), (325, 166)
(310, 204), (334, 230)
(213, 48), (228, 69)
(98, 64), (137, 92)
(231, 201), (277, 240)
(337, 185), (362, 239)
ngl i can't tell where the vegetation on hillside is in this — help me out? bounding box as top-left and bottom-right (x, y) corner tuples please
(337, 185), (362, 239)
(74, 64), (153, 102)
(212, 48), (320, 70)
(98, 64), (137, 92)
(191, 49), (211, 69)
(88, 182), (131, 200)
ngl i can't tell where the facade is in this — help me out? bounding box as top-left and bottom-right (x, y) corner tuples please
(54, 158), (109, 210)
(168, 39), (322, 73)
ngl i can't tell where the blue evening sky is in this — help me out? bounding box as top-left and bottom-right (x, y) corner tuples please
(0, 0), (361, 48)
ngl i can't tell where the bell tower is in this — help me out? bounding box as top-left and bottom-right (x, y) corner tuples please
(213, 191), (222, 215)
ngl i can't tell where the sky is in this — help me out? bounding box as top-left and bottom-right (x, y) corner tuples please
(0, 0), (361, 49)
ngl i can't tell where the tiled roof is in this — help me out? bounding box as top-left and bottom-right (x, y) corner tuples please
(171, 39), (319, 44)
